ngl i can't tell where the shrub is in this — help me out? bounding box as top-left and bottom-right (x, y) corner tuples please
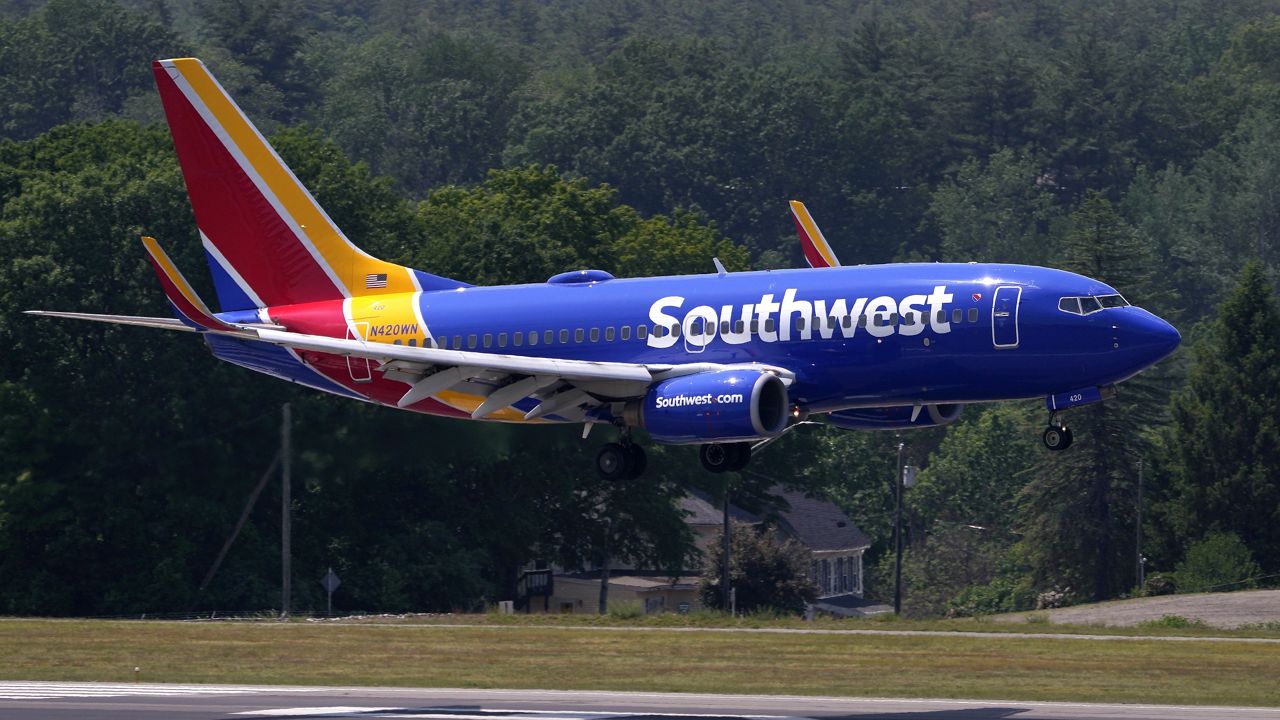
(1142, 574), (1178, 596)
(1174, 533), (1261, 593)
(606, 601), (644, 619)
(1138, 615), (1208, 629)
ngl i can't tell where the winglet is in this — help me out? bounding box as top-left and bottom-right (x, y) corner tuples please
(789, 200), (841, 268)
(141, 236), (238, 332)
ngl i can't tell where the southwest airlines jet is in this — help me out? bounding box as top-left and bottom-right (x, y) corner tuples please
(28, 59), (1181, 481)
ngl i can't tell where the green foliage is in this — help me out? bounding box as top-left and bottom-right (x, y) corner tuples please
(1160, 263), (1280, 572)
(1174, 533), (1262, 593)
(699, 524), (817, 616)
(1137, 615), (1208, 630)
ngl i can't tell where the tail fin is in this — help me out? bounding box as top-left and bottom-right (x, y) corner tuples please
(789, 200), (841, 269)
(141, 235), (238, 332)
(151, 58), (466, 312)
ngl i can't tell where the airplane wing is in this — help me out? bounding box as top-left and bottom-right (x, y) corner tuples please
(23, 310), (793, 420)
(789, 200), (841, 268)
(27, 235), (793, 422)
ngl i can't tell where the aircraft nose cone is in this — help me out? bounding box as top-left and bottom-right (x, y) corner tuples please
(1127, 310), (1181, 366)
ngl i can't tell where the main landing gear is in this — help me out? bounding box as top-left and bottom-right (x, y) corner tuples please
(699, 442), (752, 474)
(1042, 414), (1074, 451)
(595, 436), (647, 481)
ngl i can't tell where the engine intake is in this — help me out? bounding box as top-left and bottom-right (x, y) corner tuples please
(626, 369), (789, 444)
(827, 403), (964, 430)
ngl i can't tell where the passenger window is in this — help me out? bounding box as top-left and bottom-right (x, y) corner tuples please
(408, 338), (417, 347)
(574, 329), (584, 343)
(903, 312), (915, 326)
(637, 325), (648, 340)
(750, 319), (760, 333)
(842, 315), (852, 329)
(467, 334), (477, 349)
(513, 332), (523, 347)
(483, 333), (493, 348)
(797, 317), (807, 331)
(589, 328), (599, 342)
(454, 335), (462, 349)
(393, 339), (403, 345)
(764, 318), (776, 333)
(722, 320), (732, 334)
(434, 336), (444, 349)
(889, 313), (898, 326)
(670, 324), (681, 337)
(605, 327), (615, 341)
(654, 326), (666, 338)
(968, 308), (978, 323)
(937, 310), (946, 324)
(546, 330), (554, 345)
(621, 325), (631, 340)
(734, 320), (745, 333)
(497, 333), (507, 348)
(953, 309), (962, 324)
(559, 329), (569, 343)
(529, 330), (538, 346)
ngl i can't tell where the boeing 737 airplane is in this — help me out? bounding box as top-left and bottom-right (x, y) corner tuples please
(27, 58), (1181, 480)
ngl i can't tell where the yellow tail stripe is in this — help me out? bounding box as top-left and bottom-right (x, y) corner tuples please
(790, 200), (839, 268)
(142, 235), (213, 315)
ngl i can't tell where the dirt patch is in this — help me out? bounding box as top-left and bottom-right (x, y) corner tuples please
(996, 589), (1280, 628)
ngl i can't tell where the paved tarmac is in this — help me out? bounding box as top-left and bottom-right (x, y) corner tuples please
(0, 683), (1277, 720)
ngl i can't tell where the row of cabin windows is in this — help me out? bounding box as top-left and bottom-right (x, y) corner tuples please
(389, 307), (982, 349)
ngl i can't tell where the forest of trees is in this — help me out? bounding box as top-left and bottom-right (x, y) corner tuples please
(1, 0), (1277, 616)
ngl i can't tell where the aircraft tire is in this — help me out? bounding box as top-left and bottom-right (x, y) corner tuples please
(626, 444), (647, 480)
(728, 442), (752, 471)
(1042, 426), (1074, 451)
(596, 442), (631, 481)
(699, 443), (734, 474)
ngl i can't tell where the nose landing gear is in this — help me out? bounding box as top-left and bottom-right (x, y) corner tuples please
(1042, 414), (1074, 451)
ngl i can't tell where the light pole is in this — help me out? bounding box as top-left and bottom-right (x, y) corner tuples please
(894, 439), (904, 615)
(1135, 458), (1144, 590)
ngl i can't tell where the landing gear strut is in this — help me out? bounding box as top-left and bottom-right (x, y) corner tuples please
(699, 442), (752, 473)
(595, 431), (647, 481)
(1042, 415), (1074, 451)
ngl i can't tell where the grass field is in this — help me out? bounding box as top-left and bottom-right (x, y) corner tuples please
(1, 618), (1278, 706)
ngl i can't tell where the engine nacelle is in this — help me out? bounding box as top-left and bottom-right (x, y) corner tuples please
(626, 369), (789, 444)
(827, 403), (964, 430)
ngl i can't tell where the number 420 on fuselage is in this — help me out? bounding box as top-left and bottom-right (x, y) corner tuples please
(27, 58), (1181, 480)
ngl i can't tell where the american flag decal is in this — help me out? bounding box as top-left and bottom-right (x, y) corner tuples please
(365, 273), (388, 289)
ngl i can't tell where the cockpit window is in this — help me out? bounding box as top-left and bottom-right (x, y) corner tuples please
(1058, 294), (1128, 315)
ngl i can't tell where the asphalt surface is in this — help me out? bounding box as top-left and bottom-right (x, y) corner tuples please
(0, 683), (1277, 720)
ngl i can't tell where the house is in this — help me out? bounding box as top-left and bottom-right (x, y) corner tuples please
(517, 486), (878, 616)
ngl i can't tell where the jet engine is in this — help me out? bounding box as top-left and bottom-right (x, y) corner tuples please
(625, 369), (789, 444)
(827, 403), (964, 430)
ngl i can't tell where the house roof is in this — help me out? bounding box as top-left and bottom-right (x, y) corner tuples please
(679, 486), (871, 553)
(767, 487), (872, 552)
(679, 489), (761, 525)
(562, 570), (699, 590)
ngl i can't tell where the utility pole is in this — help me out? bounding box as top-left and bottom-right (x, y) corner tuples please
(721, 485), (732, 614)
(598, 516), (612, 615)
(1135, 458), (1144, 590)
(894, 439), (904, 615)
(281, 403), (292, 619)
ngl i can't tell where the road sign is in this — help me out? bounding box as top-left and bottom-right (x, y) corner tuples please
(321, 567), (341, 593)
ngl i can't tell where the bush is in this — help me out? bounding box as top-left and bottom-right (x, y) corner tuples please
(1035, 586), (1076, 610)
(1142, 574), (1177, 596)
(1174, 533), (1261, 593)
(606, 601), (644, 619)
(946, 576), (1036, 617)
(1138, 615), (1208, 629)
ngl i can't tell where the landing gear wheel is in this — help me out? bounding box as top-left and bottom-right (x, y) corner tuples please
(596, 442), (630, 480)
(728, 442), (752, 472)
(1042, 425), (1074, 451)
(625, 444), (647, 480)
(699, 443), (734, 474)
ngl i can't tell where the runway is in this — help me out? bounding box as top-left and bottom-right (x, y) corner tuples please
(0, 683), (1277, 720)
